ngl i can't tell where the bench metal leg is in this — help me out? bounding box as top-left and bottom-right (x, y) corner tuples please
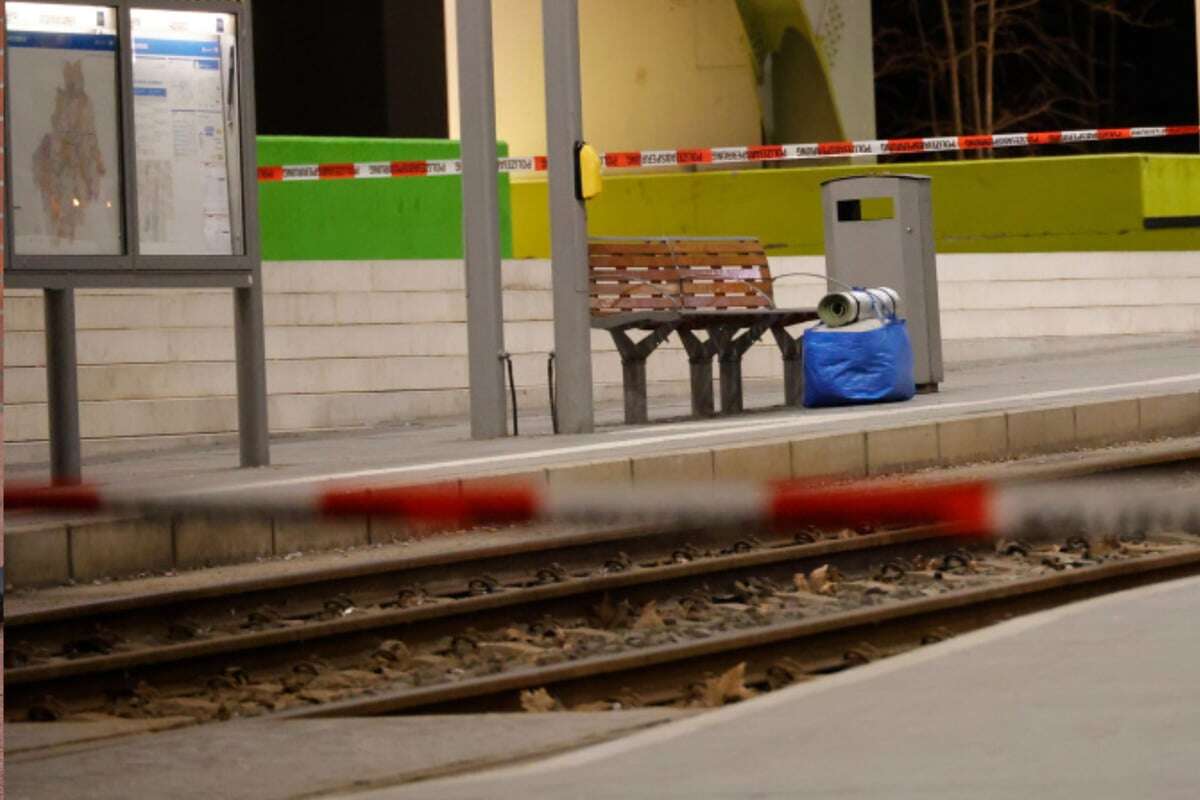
(719, 356), (743, 414)
(782, 355), (803, 406)
(608, 323), (676, 425)
(771, 323), (805, 408)
(621, 358), (649, 424)
(678, 329), (717, 417)
(711, 321), (771, 415)
(688, 358), (715, 417)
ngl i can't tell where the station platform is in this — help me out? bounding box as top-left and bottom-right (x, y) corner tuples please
(6, 342), (1200, 588)
(9, 341), (1200, 494)
(353, 573), (1200, 800)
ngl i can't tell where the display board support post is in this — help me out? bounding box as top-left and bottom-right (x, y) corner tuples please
(44, 288), (82, 484)
(456, 0), (509, 440)
(542, 0), (595, 434)
(234, 284), (270, 467)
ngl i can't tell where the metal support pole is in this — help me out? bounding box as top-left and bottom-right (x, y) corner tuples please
(44, 289), (82, 483)
(457, 0), (508, 439)
(234, 284), (271, 467)
(542, 0), (594, 434)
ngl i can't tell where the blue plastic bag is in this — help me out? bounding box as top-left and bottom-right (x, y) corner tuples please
(802, 319), (916, 407)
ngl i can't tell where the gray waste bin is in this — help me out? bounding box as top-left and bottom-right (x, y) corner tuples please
(820, 174), (944, 390)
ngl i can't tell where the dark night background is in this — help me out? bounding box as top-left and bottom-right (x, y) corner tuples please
(252, 0), (449, 139)
(872, 0), (1200, 156)
(251, 0), (1197, 155)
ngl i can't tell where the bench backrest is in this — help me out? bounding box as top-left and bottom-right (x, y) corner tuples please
(588, 238), (775, 314)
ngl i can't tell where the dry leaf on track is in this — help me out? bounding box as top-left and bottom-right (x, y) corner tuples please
(634, 600), (665, 629)
(807, 564), (839, 595)
(520, 687), (561, 713)
(698, 662), (756, 708)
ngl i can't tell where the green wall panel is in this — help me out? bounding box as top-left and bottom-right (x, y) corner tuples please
(257, 137), (512, 261)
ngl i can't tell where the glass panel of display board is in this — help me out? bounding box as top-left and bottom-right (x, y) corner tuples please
(6, 3), (124, 255)
(131, 7), (243, 255)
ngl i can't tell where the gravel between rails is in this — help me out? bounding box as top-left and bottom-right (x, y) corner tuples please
(12, 530), (1199, 724)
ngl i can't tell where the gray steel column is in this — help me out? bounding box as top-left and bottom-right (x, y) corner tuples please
(542, 0), (594, 434)
(44, 289), (82, 483)
(234, 284), (271, 467)
(457, 0), (508, 439)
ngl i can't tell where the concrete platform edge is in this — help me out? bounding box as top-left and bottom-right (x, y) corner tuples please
(6, 388), (1199, 589)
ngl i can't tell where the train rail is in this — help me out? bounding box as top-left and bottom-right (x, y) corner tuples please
(283, 537), (1200, 717)
(5, 522), (959, 716)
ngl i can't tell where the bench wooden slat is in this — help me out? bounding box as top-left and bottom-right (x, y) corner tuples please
(591, 298), (680, 310)
(588, 237), (776, 316)
(590, 268), (767, 283)
(591, 296), (772, 311)
(591, 283), (772, 298)
(679, 281), (773, 295)
(590, 286), (679, 296)
(588, 241), (762, 255)
(589, 254), (768, 268)
(681, 296), (771, 308)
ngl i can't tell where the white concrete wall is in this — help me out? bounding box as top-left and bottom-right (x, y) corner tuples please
(5, 252), (1199, 462)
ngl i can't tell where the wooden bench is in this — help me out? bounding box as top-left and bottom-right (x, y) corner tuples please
(589, 237), (818, 424)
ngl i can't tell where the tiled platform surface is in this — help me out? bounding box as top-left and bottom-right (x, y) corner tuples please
(5, 711), (689, 800)
(6, 342), (1200, 587)
(354, 575), (1200, 800)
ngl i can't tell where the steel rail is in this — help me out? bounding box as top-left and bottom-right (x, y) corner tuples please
(5, 525), (952, 688)
(276, 545), (1200, 718)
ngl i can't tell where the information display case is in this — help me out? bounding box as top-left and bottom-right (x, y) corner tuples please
(5, 0), (258, 281)
(4, 0), (268, 476)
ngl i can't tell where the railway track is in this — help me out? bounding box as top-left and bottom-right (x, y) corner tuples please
(6, 448), (1198, 724)
(6, 522), (957, 714)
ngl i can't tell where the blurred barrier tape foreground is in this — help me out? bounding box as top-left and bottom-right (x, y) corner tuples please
(256, 124), (1200, 182)
(7, 478), (1199, 540)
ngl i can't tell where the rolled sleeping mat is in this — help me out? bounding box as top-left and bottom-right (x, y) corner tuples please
(817, 287), (901, 327)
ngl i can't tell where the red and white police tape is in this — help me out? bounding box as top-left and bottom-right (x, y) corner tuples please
(6, 477), (1198, 540)
(257, 124), (1200, 183)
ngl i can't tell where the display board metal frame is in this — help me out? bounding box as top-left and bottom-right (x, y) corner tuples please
(3, 0), (268, 477)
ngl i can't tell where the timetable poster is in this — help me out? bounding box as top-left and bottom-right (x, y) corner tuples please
(7, 3), (123, 255)
(132, 9), (242, 256)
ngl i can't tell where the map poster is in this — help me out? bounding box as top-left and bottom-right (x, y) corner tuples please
(6, 3), (123, 255)
(131, 9), (243, 256)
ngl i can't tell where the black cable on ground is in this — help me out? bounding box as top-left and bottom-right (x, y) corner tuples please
(501, 352), (518, 436)
(547, 352), (559, 434)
